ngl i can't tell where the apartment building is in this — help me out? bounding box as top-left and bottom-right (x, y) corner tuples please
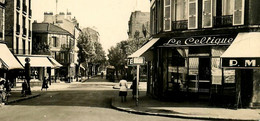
(131, 0), (260, 108)
(5, 0), (32, 55)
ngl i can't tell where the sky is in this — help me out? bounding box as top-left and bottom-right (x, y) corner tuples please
(32, 0), (150, 54)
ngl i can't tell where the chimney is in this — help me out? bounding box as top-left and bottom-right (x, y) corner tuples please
(43, 12), (54, 23)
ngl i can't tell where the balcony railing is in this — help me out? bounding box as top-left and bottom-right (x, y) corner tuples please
(213, 15), (233, 27)
(22, 27), (27, 37)
(16, 24), (20, 34)
(172, 20), (188, 30)
(22, 4), (27, 14)
(16, 0), (20, 10)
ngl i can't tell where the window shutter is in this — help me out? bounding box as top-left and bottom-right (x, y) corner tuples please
(202, 0), (212, 28)
(49, 37), (53, 46)
(163, 0), (171, 31)
(233, 0), (244, 25)
(56, 37), (60, 47)
(188, 0), (198, 29)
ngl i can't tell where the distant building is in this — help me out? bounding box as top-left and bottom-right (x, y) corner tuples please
(5, 0), (32, 55)
(32, 23), (73, 81)
(128, 11), (150, 40)
(42, 11), (81, 82)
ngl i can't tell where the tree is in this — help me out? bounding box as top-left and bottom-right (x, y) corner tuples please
(107, 41), (128, 79)
(77, 32), (95, 79)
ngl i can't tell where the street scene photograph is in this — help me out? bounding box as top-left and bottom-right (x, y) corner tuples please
(0, 0), (260, 121)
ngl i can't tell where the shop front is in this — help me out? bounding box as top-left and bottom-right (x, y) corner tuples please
(221, 32), (260, 108)
(146, 34), (240, 105)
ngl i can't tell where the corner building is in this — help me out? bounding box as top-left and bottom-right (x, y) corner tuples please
(144, 0), (260, 108)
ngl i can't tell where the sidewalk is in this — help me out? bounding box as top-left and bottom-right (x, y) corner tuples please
(111, 91), (260, 121)
(6, 91), (41, 105)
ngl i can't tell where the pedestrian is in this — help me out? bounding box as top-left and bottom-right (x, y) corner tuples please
(131, 76), (138, 99)
(41, 77), (49, 91)
(118, 76), (128, 102)
(101, 72), (104, 79)
(21, 80), (27, 97)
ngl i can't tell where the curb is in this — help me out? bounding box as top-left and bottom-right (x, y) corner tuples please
(6, 94), (41, 105)
(110, 98), (258, 121)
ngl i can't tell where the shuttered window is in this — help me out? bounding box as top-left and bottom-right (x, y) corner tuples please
(202, 0), (212, 28)
(188, 0), (198, 29)
(233, 0), (244, 25)
(164, 0), (171, 31)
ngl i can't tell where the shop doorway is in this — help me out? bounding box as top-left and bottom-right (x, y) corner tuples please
(199, 58), (211, 80)
(240, 69), (253, 107)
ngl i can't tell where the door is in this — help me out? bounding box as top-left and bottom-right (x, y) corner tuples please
(198, 58), (211, 93)
(240, 69), (253, 107)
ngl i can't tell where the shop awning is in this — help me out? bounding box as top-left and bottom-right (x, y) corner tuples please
(128, 38), (159, 58)
(48, 57), (62, 68)
(17, 55), (54, 68)
(0, 43), (23, 70)
(221, 32), (260, 68)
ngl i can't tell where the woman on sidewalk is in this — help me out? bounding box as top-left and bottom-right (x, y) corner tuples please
(119, 76), (128, 102)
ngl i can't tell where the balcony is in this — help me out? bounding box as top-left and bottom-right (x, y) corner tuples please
(22, 27), (27, 37)
(16, 24), (20, 34)
(16, 0), (20, 10)
(213, 15), (233, 27)
(22, 4), (27, 14)
(172, 20), (188, 31)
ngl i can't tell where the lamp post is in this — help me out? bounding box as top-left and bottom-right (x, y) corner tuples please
(25, 57), (31, 95)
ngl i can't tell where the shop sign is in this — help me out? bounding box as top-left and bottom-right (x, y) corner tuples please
(163, 35), (235, 47)
(222, 58), (260, 68)
(127, 57), (145, 66)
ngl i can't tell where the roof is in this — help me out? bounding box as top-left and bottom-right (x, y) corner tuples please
(32, 23), (72, 36)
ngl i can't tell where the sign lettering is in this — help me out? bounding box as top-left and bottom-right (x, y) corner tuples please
(222, 58), (260, 68)
(163, 35), (236, 47)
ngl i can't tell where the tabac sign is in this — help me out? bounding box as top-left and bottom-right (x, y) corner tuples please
(163, 35), (236, 47)
(222, 58), (260, 68)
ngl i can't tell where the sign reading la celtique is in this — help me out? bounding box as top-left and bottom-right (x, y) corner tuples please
(222, 58), (260, 68)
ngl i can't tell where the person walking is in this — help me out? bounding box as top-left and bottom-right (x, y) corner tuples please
(41, 77), (49, 91)
(131, 76), (138, 99)
(118, 76), (128, 102)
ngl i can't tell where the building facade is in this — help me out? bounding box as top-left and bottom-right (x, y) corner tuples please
(32, 23), (73, 82)
(42, 12), (81, 82)
(128, 11), (150, 39)
(5, 0), (32, 55)
(143, 0), (260, 108)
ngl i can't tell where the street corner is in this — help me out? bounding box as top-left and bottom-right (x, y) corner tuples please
(6, 91), (41, 105)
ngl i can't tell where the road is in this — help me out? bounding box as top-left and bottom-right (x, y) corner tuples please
(0, 78), (200, 121)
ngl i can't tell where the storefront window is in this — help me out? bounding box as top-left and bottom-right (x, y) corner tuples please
(167, 48), (188, 92)
(224, 69), (235, 83)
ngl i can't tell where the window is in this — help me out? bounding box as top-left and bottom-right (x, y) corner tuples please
(175, 0), (188, 21)
(52, 37), (57, 47)
(16, 37), (19, 54)
(202, 0), (213, 28)
(164, 0), (171, 31)
(188, 0), (198, 29)
(22, 39), (25, 54)
(222, 0), (234, 16)
(233, 0), (244, 25)
(28, 41), (30, 54)
(151, 4), (156, 34)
